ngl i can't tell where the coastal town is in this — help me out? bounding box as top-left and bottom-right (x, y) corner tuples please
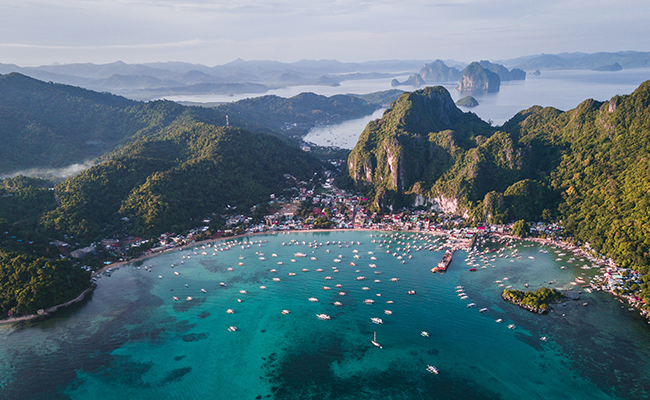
(26, 162), (646, 326)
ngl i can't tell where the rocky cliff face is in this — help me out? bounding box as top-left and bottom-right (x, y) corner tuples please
(478, 60), (526, 81)
(347, 86), (492, 210)
(458, 62), (500, 93)
(419, 60), (462, 82)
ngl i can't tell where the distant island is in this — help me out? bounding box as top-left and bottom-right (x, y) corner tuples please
(391, 74), (425, 87)
(456, 96), (479, 107)
(458, 62), (500, 92)
(592, 62), (623, 72)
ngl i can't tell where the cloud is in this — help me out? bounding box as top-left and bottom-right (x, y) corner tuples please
(0, 0), (648, 65)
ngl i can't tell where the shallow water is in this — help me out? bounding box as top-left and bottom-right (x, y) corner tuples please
(1, 231), (649, 400)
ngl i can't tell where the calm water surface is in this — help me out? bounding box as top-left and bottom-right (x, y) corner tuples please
(1, 231), (649, 400)
(309, 69), (650, 148)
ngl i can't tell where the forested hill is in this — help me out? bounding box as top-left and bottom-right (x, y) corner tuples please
(347, 81), (650, 303)
(211, 92), (378, 138)
(40, 121), (321, 243)
(0, 73), (141, 173)
(0, 73), (382, 175)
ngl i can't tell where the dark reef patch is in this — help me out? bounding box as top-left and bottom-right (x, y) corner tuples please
(181, 332), (209, 342)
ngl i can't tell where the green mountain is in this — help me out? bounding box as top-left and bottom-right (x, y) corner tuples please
(0, 73), (141, 173)
(0, 73), (381, 176)
(348, 81), (650, 303)
(347, 86), (492, 209)
(40, 120), (321, 242)
(213, 92), (378, 139)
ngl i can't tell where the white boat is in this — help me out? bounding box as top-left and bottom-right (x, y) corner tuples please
(281, 309), (290, 314)
(479, 308), (488, 313)
(334, 301), (343, 306)
(371, 317), (383, 324)
(426, 365), (439, 374)
(384, 310), (392, 315)
(421, 331), (429, 337)
(356, 276), (366, 280)
(508, 324), (516, 329)
(316, 314), (331, 320)
(294, 252), (306, 257)
(228, 326), (237, 332)
(226, 309), (234, 314)
(371, 331), (382, 349)
(308, 297), (319, 302)
(364, 299), (375, 304)
(467, 303), (476, 307)
(495, 318), (503, 323)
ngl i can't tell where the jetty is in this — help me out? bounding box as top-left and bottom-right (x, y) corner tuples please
(431, 249), (454, 273)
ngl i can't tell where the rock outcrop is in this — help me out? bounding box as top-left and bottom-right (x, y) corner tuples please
(391, 74), (425, 87)
(456, 96), (479, 107)
(347, 86), (492, 210)
(458, 62), (500, 93)
(418, 60), (462, 82)
(478, 60), (526, 81)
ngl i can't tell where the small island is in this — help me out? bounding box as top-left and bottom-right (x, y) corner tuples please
(456, 96), (479, 107)
(502, 287), (566, 314)
(458, 62), (500, 93)
(592, 62), (623, 72)
(391, 74), (425, 87)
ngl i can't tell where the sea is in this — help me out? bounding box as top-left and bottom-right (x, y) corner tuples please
(164, 68), (650, 149)
(2, 231), (649, 400)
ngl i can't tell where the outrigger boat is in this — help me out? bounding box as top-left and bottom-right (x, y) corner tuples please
(371, 331), (382, 349)
(426, 365), (439, 374)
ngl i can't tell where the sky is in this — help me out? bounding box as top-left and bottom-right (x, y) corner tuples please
(1, 0), (649, 67)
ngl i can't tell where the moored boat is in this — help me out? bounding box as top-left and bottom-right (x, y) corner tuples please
(426, 365), (439, 374)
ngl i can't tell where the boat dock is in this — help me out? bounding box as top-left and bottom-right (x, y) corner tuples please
(432, 249), (454, 273)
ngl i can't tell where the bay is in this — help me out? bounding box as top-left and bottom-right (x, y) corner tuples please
(1, 231), (649, 400)
(170, 69), (650, 150)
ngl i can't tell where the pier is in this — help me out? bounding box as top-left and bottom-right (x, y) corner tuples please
(432, 249), (454, 273)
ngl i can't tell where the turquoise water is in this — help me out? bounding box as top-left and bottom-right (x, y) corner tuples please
(1, 231), (650, 400)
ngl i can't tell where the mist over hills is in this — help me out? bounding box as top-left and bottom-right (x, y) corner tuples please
(2, 51), (648, 101)
(0, 72), (383, 177)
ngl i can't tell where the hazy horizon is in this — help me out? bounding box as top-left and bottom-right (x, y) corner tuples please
(2, 1), (649, 67)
